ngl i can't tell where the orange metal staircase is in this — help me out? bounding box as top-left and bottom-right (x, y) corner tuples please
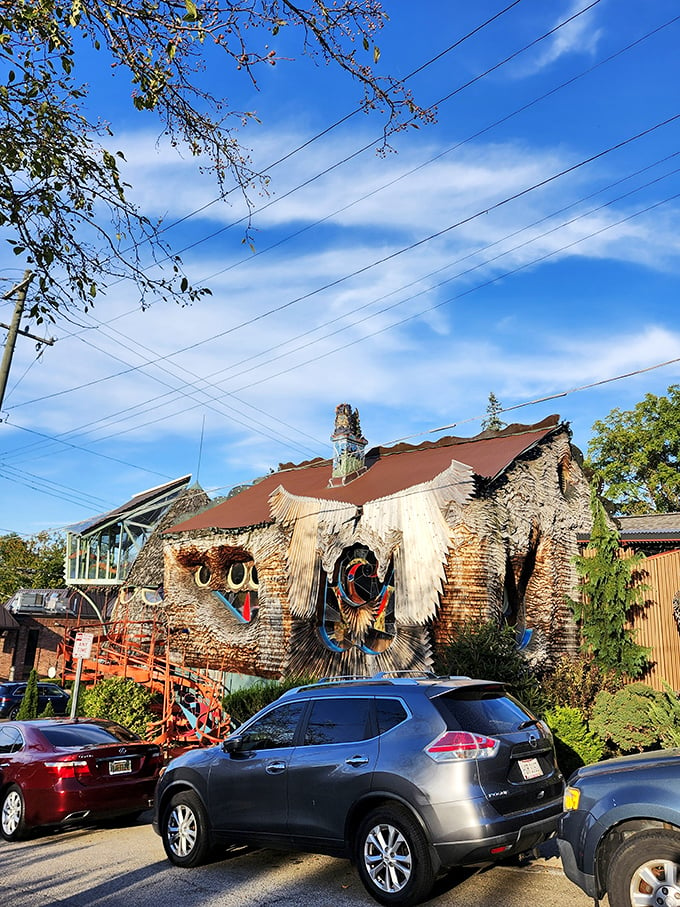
(58, 619), (231, 755)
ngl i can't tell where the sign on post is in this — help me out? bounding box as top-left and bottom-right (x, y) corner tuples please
(72, 632), (94, 660)
(70, 632), (95, 717)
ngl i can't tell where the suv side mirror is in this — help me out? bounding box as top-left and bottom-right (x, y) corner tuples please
(222, 735), (243, 754)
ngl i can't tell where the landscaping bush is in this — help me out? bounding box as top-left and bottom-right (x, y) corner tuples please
(648, 683), (680, 749)
(544, 704), (606, 778)
(16, 669), (39, 720)
(82, 677), (155, 738)
(590, 683), (665, 754)
(433, 620), (545, 715)
(223, 677), (314, 727)
(542, 653), (621, 719)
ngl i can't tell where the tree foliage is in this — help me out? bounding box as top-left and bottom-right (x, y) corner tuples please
(566, 490), (650, 679)
(433, 619), (544, 716)
(82, 676), (155, 737)
(0, 531), (65, 601)
(590, 683), (665, 754)
(481, 391), (505, 431)
(223, 675), (314, 726)
(0, 1), (427, 320)
(587, 385), (680, 514)
(544, 705), (606, 777)
(541, 653), (620, 720)
(16, 668), (40, 719)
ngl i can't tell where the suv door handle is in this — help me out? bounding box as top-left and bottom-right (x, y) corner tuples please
(346, 755), (370, 767)
(265, 761), (287, 774)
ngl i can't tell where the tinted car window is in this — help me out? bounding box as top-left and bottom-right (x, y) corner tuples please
(0, 725), (23, 754)
(302, 697), (373, 746)
(376, 698), (408, 734)
(40, 724), (140, 747)
(239, 702), (305, 751)
(39, 684), (66, 696)
(435, 690), (532, 734)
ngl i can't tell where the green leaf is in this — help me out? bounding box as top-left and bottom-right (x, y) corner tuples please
(184, 0), (198, 20)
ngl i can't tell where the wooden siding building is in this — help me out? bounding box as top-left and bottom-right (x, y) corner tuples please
(617, 514), (680, 691)
(162, 407), (593, 680)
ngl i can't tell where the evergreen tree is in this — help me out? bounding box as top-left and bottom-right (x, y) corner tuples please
(481, 392), (505, 431)
(16, 669), (40, 720)
(566, 490), (650, 679)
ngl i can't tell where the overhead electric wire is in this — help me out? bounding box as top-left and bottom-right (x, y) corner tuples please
(3, 3), (676, 494)
(6, 173), (678, 476)
(223, 190), (680, 396)
(19, 9), (671, 456)
(9, 105), (679, 430)
(114, 1), (529, 254)
(198, 10), (680, 287)
(157, 0), (605, 266)
(5, 119), (671, 476)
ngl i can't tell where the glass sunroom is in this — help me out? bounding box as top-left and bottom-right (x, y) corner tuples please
(66, 476), (191, 585)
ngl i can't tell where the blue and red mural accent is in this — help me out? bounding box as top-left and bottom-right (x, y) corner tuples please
(318, 544), (396, 654)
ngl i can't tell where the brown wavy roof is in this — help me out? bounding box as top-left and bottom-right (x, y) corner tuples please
(168, 415), (562, 534)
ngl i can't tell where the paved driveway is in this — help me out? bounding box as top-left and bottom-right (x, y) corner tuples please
(1, 813), (593, 907)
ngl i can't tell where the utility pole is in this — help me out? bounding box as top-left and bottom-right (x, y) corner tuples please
(0, 270), (47, 413)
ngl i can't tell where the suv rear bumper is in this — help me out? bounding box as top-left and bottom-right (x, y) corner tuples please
(432, 808), (561, 868)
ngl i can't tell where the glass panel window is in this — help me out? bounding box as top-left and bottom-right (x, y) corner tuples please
(376, 698), (408, 734)
(239, 702), (305, 751)
(302, 697), (373, 746)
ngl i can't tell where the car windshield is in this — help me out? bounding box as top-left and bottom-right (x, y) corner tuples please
(40, 724), (139, 747)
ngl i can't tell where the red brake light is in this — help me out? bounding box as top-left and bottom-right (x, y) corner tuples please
(44, 758), (91, 779)
(426, 730), (499, 761)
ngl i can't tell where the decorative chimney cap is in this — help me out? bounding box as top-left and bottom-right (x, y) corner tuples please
(331, 403), (366, 443)
(329, 403), (368, 486)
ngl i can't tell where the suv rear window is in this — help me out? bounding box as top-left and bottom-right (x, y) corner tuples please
(434, 689), (532, 735)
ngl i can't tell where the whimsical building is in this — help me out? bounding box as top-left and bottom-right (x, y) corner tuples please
(162, 406), (592, 680)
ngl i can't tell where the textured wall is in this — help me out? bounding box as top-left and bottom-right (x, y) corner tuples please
(160, 428), (592, 678)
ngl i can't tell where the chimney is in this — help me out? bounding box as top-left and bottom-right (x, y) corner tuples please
(329, 403), (368, 486)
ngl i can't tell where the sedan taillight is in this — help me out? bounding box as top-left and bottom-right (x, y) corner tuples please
(44, 759), (91, 779)
(426, 730), (499, 761)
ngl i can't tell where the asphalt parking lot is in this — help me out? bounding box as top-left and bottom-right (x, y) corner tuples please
(1, 813), (594, 907)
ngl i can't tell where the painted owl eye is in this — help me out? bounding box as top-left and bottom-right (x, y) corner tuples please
(194, 564), (212, 588)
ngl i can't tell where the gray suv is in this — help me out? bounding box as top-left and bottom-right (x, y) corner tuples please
(154, 674), (563, 906)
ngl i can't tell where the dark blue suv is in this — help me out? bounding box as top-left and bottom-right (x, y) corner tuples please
(0, 681), (70, 719)
(155, 674), (563, 906)
(558, 749), (680, 907)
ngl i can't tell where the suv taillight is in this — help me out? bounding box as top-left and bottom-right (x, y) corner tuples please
(426, 730), (499, 761)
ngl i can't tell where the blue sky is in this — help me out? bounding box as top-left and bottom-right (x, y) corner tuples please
(1, 0), (680, 536)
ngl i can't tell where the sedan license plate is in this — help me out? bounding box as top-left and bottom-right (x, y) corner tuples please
(109, 758), (132, 775)
(519, 757), (543, 780)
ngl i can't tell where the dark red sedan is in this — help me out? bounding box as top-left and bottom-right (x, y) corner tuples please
(0, 718), (162, 840)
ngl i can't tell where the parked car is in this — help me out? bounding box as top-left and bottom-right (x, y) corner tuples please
(0, 718), (163, 840)
(0, 681), (70, 719)
(558, 748), (680, 907)
(154, 674), (563, 906)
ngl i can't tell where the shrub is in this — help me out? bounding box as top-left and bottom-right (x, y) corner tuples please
(82, 677), (155, 738)
(542, 653), (621, 719)
(39, 699), (56, 718)
(648, 683), (680, 748)
(223, 677), (314, 727)
(590, 683), (664, 753)
(433, 620), (544, 715)
(16, 669), (39, 720)
(544, 705), (606, 778)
